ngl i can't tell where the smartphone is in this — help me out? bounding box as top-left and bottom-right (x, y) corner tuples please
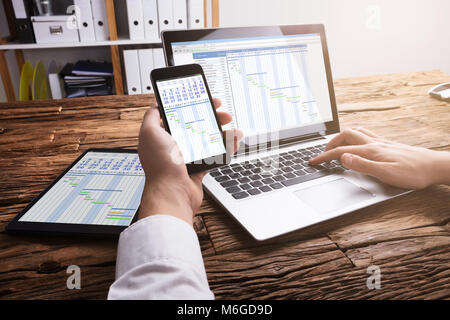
(151, 64), (230, 174)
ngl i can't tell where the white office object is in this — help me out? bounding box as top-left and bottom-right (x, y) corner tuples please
(48, 73), (64, 99)
(126, 0), (145, 40)
(73, 0), (96, 42)
(123, 50), (142, 95)
(138, 49), (154, 93)
(187, 0), (204, 29)
(428, 82), (450, 101)
(142, 0), (159, 39)
(91, 0), (109, 41)
(157, 0), (173, 33)
(152, 48), (166, 68)
(31, 15), (80, 43)
(172, 0), (187, 30)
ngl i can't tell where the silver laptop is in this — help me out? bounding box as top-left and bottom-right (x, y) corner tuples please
(162, 25), (408, 240)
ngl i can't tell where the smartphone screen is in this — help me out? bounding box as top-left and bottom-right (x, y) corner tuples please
(156, 74), (227, 164)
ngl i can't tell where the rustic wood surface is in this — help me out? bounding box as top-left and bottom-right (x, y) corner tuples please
(0, 70), (449, 299)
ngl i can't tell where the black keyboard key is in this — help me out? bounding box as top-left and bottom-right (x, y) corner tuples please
(248, 188), (262, 195)
(262, 177), (275, 184)
(273, 175), (286, 182)
(250, 174), (262, 180)
(284, 172), (296, 179)
(292, 164), (303, 170)
(252, 168), (262, 174)
(229, 172), (241, 179)
(210, 171), (222, 177)
(283, 155), (294, 160)
(233, 166), (244, 172)
(241, 170), (253, 176)
(221, 168), (233, 175)
(270, 183), (283, 189)
(282, 160), (294, 166)
(250, 181), (263, 188)
(243, 164), (254, 169)
(295, 169), (306, 176)
(304, 167), (317, 173)
(281, 169), (341, 187)
(240, 183), (252, 190)
(226, 186), (241, 194)
(221, 180), (238, 188)
(260, 185), (272, 192)
(238, 177), (250, 183)
(232, 191), (249, 199)
(215, 175), (229, 182)
(281, 167), (294, 173)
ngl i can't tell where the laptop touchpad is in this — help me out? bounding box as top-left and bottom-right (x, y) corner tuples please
(294, 178), (374, 214)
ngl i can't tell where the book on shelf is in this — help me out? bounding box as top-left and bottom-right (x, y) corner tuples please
(59, 60), (113, 98)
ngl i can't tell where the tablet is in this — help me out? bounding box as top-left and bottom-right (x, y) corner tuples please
(6, 149), (145, 237)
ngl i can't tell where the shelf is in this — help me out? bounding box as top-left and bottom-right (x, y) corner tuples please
(0, 37), (162, 50)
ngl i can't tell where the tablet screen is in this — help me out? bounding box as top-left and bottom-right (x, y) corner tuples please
(19, 151), (145, 226)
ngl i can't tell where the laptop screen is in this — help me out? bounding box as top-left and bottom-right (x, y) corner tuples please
(171, 33), (333, 137)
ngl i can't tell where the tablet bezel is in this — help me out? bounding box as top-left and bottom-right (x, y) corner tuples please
(5, 148), (141, 238)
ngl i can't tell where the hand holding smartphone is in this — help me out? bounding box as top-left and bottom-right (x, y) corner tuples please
(151, 64), (230, 174)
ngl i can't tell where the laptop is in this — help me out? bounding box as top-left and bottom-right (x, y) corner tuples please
(162, 24), (409, 240)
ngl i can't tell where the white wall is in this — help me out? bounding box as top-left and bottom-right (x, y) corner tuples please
(1, 0), (449, 102)
(219, 0), (450, 79)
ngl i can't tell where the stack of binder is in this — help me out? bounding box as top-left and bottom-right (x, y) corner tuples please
(123, 48), (165, 95)
(120, 0), (205, 40)
(60, 60), (113, 98)
(10, 0), (205, 44)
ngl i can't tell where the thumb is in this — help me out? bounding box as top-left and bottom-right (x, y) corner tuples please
(340, 153), (385, 179)
(142, 106), (161, 129)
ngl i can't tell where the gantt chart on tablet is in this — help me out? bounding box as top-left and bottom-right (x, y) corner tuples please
(19, 152), (145, 226)
(171, 34), (333, 135)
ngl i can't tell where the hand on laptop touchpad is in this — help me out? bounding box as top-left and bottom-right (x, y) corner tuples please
(294, 178), (374, 215)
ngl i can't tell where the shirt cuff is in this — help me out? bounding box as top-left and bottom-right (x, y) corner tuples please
(115, 214), (207, 282)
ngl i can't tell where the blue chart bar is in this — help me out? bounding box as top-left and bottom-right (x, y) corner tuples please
(19, 152), (145, 227)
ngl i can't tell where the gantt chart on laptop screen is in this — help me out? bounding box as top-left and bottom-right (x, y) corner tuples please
(171, 34), (333, 136)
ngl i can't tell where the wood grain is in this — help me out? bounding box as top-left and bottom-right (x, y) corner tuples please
(0, 71), (449, 299)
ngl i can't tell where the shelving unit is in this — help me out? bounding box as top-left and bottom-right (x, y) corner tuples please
(0, 0), (220, 102)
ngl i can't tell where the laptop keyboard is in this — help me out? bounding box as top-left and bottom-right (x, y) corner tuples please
(209, 143), (348, 200)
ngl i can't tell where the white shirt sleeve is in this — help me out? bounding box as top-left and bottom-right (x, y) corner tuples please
(108, 214), (214, 300)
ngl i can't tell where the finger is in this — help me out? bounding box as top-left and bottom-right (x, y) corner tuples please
(340, 153), (387, 180)
(309, 145), (373, 165)
(213, 98), (222, 109)
(325, 128), (372, 151)
(141, 106), (161, 129)
(354, 127), (381, 138)
(216, 111), (232, 125)
(224, 129), (244, 154)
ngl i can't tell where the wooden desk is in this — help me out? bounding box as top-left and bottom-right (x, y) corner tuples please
(1, 71), (449, 299)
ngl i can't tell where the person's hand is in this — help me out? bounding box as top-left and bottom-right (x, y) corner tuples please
(137, 98), (243, 226)
(309, 127), (450, 190)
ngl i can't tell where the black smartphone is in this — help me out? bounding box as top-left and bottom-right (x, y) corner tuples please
(151, 64), (230, 174)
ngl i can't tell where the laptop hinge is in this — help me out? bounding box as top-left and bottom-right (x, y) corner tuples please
(236, 132), (326, 157)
